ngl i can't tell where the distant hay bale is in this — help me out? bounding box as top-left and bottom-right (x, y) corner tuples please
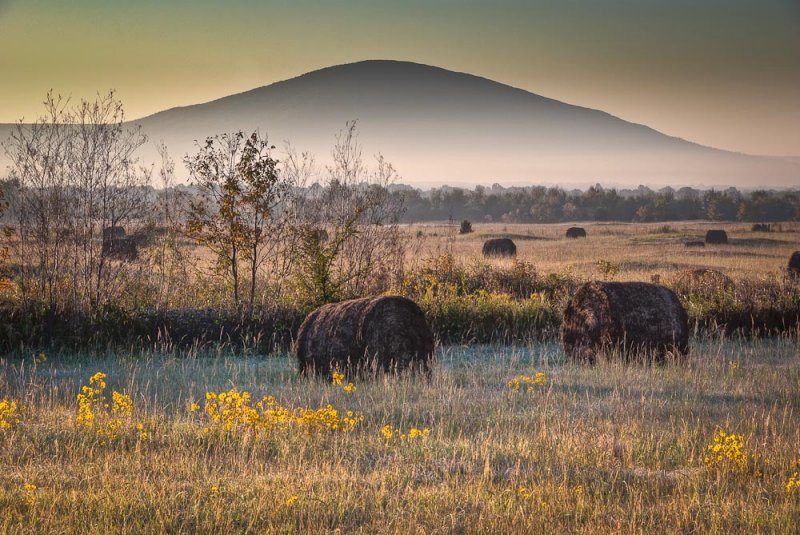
(102, 226), (126, 240)
(705, 230), (728, 244)
(561, 281), (689, 363)
(752, 223), (772, 232)
(788, 251), (800, 278)
(294, 295), (435, 376)
(566, 227), (587, 238)
(672, 268), (734, 297)
(482, 238), (517, 258)
(102, 236), (138, 261)
(684, 240), (705, 248)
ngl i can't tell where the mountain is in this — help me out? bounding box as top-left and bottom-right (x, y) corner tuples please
(1, 60), (798, 187)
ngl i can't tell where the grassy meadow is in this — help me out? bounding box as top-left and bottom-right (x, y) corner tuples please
(406, 220), (799, 281)
(1, 220), (799, 533)
(1, 337), (800, 533)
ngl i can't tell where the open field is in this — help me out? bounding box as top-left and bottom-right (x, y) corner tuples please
(406, 221), (800, 282)
(2, 337), (800, 533)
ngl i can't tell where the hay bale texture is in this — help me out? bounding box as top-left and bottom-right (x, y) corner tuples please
(561, 281), (689, 363)
(566, 227), (587, 238)
(705, 230), (728, 244)
(482, 238), (517, 258)
(103, 226), (126, 240)
(672, 269), (734, 297)
(788, 252), (800, 278)
(102, 236), (138, 261)
(294, 295), (435, 376)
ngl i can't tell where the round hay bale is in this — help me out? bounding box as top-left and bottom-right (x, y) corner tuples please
(684, 240), (705, 248)
(102, 226), (126, 240)
(561, 281), (689, 364)
(482, 238), (517, 258)
(788, 251), (800, 278)
(294, 295), (435, 376)
(705, 230), (728, 244)
(566, 227), (587, 238)
(672, 269), (734, 297)
(102, 236), (138, 261)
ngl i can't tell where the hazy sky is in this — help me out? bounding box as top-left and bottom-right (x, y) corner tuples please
(1, 0), (798, 156)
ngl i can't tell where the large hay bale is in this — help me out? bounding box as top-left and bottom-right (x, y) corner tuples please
(672, 268), (734, 297)
(566, 227), (587, 238)
(294, 295), (435, 376)
(561, 281), (689, 363)
(788, 251), (800, 278)
(102, 236), (138, 261)
(102, 226), (126, 240)
(705, 230), (728, 244)
(482, 238), (517, 258)
(684, 240), (705, 248)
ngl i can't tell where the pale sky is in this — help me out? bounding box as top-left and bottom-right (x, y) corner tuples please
(1, 0), (798, 156)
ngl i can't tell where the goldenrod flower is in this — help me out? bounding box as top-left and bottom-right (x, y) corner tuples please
(0, 399), (21, 429)
(703, 430), (748, 470)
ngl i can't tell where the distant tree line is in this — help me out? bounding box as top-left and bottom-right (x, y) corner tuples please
(397, 184), (800, 223)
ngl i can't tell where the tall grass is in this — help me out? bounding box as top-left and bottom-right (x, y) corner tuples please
(1, 338), (799, 532)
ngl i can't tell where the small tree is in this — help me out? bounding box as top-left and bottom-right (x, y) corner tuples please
(459, 220), (473, 234)
(184, 131), (291, 313)
(292, 121), (405, 306)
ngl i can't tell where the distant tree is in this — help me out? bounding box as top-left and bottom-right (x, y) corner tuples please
(459, 220), (473, 234)
(3, 91), (150, 311)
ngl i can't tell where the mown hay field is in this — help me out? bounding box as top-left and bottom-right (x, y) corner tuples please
(406, 221), (799, 281)
(1, 337), (800, 533)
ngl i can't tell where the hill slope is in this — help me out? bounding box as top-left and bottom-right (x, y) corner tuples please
(2, 60), (798, 186)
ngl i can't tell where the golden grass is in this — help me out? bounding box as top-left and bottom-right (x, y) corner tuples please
(406, 221), (800, 282)
(1, 338), (800, 533)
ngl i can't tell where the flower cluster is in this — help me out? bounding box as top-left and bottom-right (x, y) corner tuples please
(332, 371), (356, 394)
(787, 472), (799, 494)
(507, 372), (547, 393)
(23, 483), (37, 506)
(76, 372), (142, 445)
(197, 389), (363, 435)
(0, 398), (20, 429)
(703, 430), (748, 470)
(380, 424), (430, 444)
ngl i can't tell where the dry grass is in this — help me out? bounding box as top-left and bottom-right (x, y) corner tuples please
(407, 221), (800, 282)
(2, 337), (800, 533)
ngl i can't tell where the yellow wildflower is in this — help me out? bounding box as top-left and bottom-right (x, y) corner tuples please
(507, 373), (547, 394)
(23, 483), (37, 506)
(343, 382), (356, 393)
(787, 472), (799, 494)
(332, 371), (344, 385)
(286, 495), (299, 507)
(703, 430), (748, 470)
(0, 398), (20, 429)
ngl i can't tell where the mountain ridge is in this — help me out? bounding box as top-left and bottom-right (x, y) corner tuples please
(1, 60), (797, 186)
